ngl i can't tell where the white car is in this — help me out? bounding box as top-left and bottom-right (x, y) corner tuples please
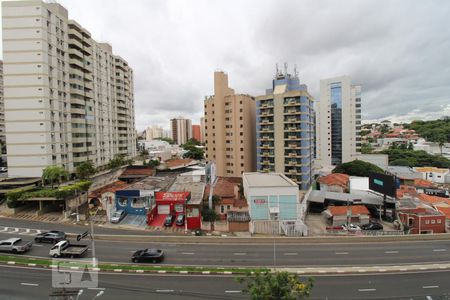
(0, 167), (7, 173)
(110, 210), (127, 223)
(344, 223), (361, 231)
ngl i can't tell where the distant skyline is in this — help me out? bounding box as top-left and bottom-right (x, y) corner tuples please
(1, 0), (449, 130)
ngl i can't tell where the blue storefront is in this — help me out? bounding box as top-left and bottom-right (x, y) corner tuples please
(115, 189), (153, 215)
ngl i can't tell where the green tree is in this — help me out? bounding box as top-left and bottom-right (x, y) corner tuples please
(107, 154), (127, 169)
(42, 166), (69, 188)
(390, 158), (416, 167)
(181, 139), (205, 160)
(379, 148), (450, 168)
(236, 271), (314, 300)
(332, 160), (384, 177)
(407, 142), (414, 151)
(361, 143), (373, 154)
(75, 160), (95, 179)
(202, 206), (218, 222)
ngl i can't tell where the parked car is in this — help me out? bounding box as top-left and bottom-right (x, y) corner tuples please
(0, 167), (7, 173)
(35, 231), (66, 244)
(0, 238), (32, 254)
(164, 214), (175, 227)
(110, 210), (127, 223)
(131, 248), (164, 263)
(344, 223), (361, 231)
(175, 214), (185, 226)
(361, 222), (383, 231)
(326, 225), (346, 230)
(49, 240), (88, 258)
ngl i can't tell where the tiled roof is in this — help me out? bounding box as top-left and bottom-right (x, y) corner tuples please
(318, 173), (349, 188)
(418, 194), (450, 205)
(165, 158), (195, 169)
(327, 205), (370, 216)
(89, 181), (128, 198)
(204, 177), (241, 199)
(121, 167), (154, 176)
(436, 207), (450, 219)
(413, 179), (435, 187)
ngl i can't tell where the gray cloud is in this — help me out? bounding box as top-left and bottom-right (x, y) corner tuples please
(1, 0), (449, 130)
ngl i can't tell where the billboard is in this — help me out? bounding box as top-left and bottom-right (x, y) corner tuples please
(369, 172), (396, 197)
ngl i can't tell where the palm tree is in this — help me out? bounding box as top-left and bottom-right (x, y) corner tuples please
(42, 166), (69, 188)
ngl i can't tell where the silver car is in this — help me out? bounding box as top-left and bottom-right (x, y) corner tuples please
(110, 210), (127, 223)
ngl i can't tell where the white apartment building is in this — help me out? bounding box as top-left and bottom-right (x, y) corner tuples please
(145, 125), (164, 141)
(0, 60), (4, 146)
(2, 0), (136, 177)
(315, 76), (361, 167)
(170, 117), (192, 145)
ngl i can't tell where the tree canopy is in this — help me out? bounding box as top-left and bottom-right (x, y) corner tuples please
(75, 160), (95, 179)
(379, 148), (450, 168)
(404, 117), (450, 143)
(42, 166), (69, 187)
(181, 139), (204, 160)
(332, 160), (383, 177)
(236, 271), (314, 300)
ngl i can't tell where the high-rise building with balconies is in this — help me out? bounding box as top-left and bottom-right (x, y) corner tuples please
(315, 76), (361, 167)
(2, 0), (136, 177)
(204, 71), (256, 177)
(256, 67), (315, 190)
(0, 60), (5, 147)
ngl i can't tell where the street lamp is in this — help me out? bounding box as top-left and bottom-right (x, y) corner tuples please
(76, 289), (83, 300)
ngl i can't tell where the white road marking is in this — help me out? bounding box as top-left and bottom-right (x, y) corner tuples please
(156, 289), (174, 293)
(233, 253), (247, 256)
(358, 288), (376, 292)
(433, 249), (447, 252)
(423, 286), (439, 289)
(0, 227), (8, 232)
(21, 283), (39, 287)
(385, 251), (399, 254)
(181, 252), (195, 255)
(335, 252), (349, 255)
(33, 244), (43, 247)
(284, 252), (298, 256)
(225, 290), (241, 294)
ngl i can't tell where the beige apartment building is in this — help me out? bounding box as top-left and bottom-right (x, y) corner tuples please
(204, 71), (256, 177)
(170, 117), (192, 145)
(145, 125), (164, 141)
(2, 0), (136, 177)
(0, 60), (4, 147)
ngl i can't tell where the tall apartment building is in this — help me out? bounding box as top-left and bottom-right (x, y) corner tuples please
(256, 68), (314, 190)
(145, 125), (163, 141)
(316, 76), (361, 167)
(200, 117), (205, 143)
(0, 60), (4, 148)
(170, 117), (191, 145)
(204, 71), (256, 177)
(2, 0), (136, 177)
(191, 124), (201, 142)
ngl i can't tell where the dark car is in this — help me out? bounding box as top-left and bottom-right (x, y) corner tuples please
(175, 214), (185, 226)
(164, 214), (175, 227)
(35, 231), (66, 244)
(361, 222), (383, 231)
(131, 248), (164, 263)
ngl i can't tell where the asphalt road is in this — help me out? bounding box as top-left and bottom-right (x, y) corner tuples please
(1, 229), (450, 267)
(2, 265), (450, 300)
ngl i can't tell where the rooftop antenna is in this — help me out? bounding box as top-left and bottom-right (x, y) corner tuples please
(275, 63), (279, 76)
(284, 62), (288, 76)
(294, 64), (299, 77)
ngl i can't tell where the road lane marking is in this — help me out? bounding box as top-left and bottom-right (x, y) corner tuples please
(358, 289), (376, 292)
(385, 251), (399, 254)
(21, 283), (39, 287)
(284, 252), (298, 256)
(233, 253), (247, 256)
(423, 286), (439, 289)
(225, 290), (241, 294)
(433, 249), (447, 252)
(335, 252), (349, 255)
(181, 252), (195, 255)
(33, 244), (43, 247)
(0, 227), (8, 232)
(156, 289), (174, 293)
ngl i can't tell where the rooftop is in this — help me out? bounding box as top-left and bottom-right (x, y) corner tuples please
(243, 172), (297, 188)
(168, 175), (205, 205)
(89, 181), (128, 198)
(385, 166), (422, 180)
(418, 194), (450, 206)
(415, 167), (449, 174)
(436, 207), (450, 218)
(204, 177), (241, 199)
(326, 205), (370, 216)
(318, 173), (349, 188)
(125, 176), (175, 191)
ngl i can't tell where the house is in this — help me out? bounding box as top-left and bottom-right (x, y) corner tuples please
(435, 207), (450, 232)
(158, 158), (198, 171)
(418, 194), (450, 207)
(385, 166), (422, 185)
(317, 173), (349, 193)
(243, 172), (304, 235)
(398, 207), (446, 234)
(118, 166), (155, 183)
(414, 167), (450, 184)
(322, 205), (370, 226)
(88, 181), (128, 220)
(204, 177), (248, 219)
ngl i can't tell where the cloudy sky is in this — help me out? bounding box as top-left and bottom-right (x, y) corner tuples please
(1, 0), (449, 131)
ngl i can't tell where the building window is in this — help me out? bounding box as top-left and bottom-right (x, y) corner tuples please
(220, 206), (224, 214)
(431, 219), (435, 224)
(437, 219), (442, 224)
(425, 220), (430, 225)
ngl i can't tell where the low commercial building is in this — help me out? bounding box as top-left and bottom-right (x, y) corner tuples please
(243, 172), (306, 235)
(317, 173), (349, 193)
(414, 167), (450, 184)
(398, 207), (446, 234)
(322, 205), (370, 226)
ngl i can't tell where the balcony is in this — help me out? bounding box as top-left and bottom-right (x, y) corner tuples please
(261, 167), (272, 172)
(286, 144), (299, 149)
(260, 144), (273, 149)
(69, 47), (83, 59)
(284, 109), (300, 114)
(260, 127), (274, 132)
(287, 160), (299, 166)
(287, 135), (300, 140)
(261, 152), (273, 157)
(284, 100), (301, 106)
(284, 118), (300, 123)
(261, 160), (273, 165)
(260, 135), (273, 141)
(69, 58), (84, 69)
